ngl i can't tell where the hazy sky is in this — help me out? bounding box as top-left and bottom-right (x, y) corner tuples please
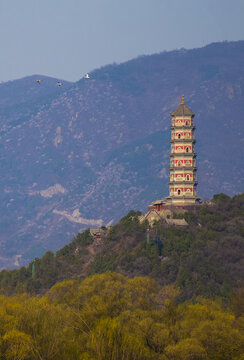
(0, 0), (243, 82)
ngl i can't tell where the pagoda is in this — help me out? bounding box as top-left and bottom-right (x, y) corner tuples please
(164, 94), (201, 207)
(146, 95), (201, 217)
(139, 95), (201, 225)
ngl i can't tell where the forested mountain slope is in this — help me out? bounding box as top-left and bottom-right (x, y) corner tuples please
(0, 193), (243, 302)
(0, 41), (244, 268)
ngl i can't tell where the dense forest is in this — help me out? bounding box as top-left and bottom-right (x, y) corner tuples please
(0, 273), (243, 360)
(0, 193), (243, 359)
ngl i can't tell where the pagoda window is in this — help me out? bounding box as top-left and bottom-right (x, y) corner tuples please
(186, 147), (189, 153)
(178, 189), (181, 195)
(186, 174), (190, 181)
(177, 161), (181, 167)
(178, 134), (181, 139)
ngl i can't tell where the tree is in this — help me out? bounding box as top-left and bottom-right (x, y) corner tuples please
(3, 329), (32, 360)
(165, 338), (207, 360)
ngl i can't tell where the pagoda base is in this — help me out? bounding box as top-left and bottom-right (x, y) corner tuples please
(147, 196), (201, 213)
(163, 195), (201, 209)
(139, 196), (201, 226)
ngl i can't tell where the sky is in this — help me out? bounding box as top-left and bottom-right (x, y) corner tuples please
(0, 0), (243, 83)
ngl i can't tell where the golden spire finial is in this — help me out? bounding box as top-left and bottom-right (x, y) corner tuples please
(181, 94), (185, 104)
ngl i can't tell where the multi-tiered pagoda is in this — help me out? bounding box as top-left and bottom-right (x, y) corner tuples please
(139, 95), (201, 224)
(164, 94), (201, 207)
(146, 95), (201, 216)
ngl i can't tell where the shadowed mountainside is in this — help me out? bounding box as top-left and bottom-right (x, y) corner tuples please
(0, 41), (244, 268)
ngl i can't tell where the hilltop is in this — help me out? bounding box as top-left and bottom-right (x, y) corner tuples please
(0, 193), (243, 301)
(0, 41), (244, 267)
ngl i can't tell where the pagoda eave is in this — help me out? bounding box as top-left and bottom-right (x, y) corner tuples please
(169, 153), (197, 157)
(170, 125), (196, 130)
(169, 139), (196, 144)
(169, 166), (198, 171)
(168, 181), (198, 185)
